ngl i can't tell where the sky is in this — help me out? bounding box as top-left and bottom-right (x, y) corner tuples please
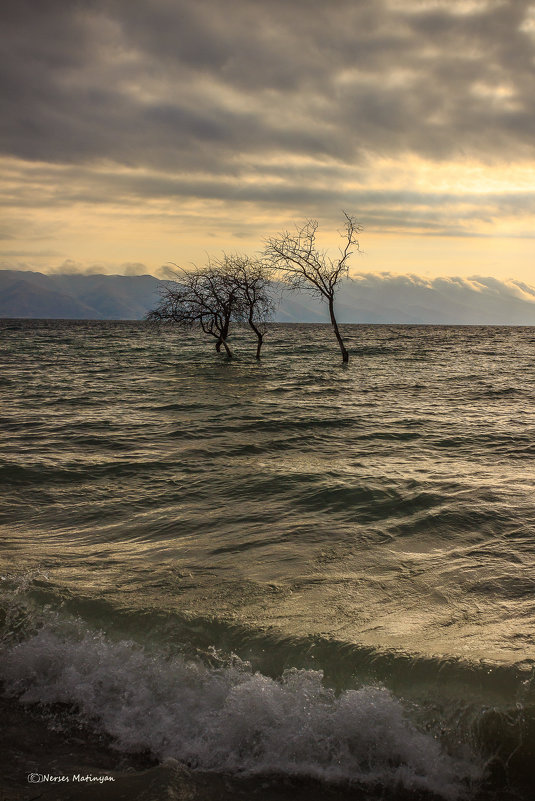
(1, 0), (535, 283)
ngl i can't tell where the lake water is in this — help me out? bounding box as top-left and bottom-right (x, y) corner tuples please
(1, 320), (534, 800)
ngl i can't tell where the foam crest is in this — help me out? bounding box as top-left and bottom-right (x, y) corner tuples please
(0, 623), (480, 799)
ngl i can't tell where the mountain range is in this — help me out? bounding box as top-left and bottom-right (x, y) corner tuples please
(1, 269), (535, 324)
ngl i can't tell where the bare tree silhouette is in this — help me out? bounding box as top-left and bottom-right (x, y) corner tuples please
(224, 255), (274, 359)
(265, 213), (361, 363)
(147, 256), (274, 359)
(147, 264), (240, 357)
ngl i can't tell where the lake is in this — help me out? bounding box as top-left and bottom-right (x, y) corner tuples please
(1, 320), (534, 800)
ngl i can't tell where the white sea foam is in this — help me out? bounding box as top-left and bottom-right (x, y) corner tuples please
(0, 622), (481, 799)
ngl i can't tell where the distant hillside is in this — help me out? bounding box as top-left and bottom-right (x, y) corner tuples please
(1, 270), (535, 324)
(0, 271), (161, 320)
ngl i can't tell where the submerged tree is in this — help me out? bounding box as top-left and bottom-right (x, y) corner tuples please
(264, 213), (361, 363)
(147, 263), (240, 357)
(147, 256), (274, 359)
(225, 255), (274, 359)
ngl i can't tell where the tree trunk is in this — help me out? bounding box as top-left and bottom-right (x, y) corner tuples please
(328, 296), (349, 363)
(220, 337), (233, 358)
(248, 319), (263, 359)
(255, 334), (263, 360)
(215, 324), (232, 357)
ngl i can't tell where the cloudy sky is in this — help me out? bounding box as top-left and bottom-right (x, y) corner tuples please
(1, 0), (535, 280)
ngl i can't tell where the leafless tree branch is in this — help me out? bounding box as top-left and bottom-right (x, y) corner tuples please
(147, 255), (275, 359)
(264, 212), (362, 363)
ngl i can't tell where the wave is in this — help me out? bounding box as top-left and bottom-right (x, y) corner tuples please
(2, 585), (535, 798)
(0, 617), (479, 800)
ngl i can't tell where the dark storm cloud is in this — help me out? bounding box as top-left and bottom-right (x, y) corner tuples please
(2, 0), (535, 168)
(1, 0), (535, 243)
(0, 0), (351, 168)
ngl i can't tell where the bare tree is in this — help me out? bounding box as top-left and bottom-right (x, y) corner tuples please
(224, 255), (274, 359)
(264, 213), (361, 363)
(147, 256), (274, 359)
(147, 264), (241, 357)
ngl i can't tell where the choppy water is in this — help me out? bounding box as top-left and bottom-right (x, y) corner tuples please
(1, 320), (535, 799)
